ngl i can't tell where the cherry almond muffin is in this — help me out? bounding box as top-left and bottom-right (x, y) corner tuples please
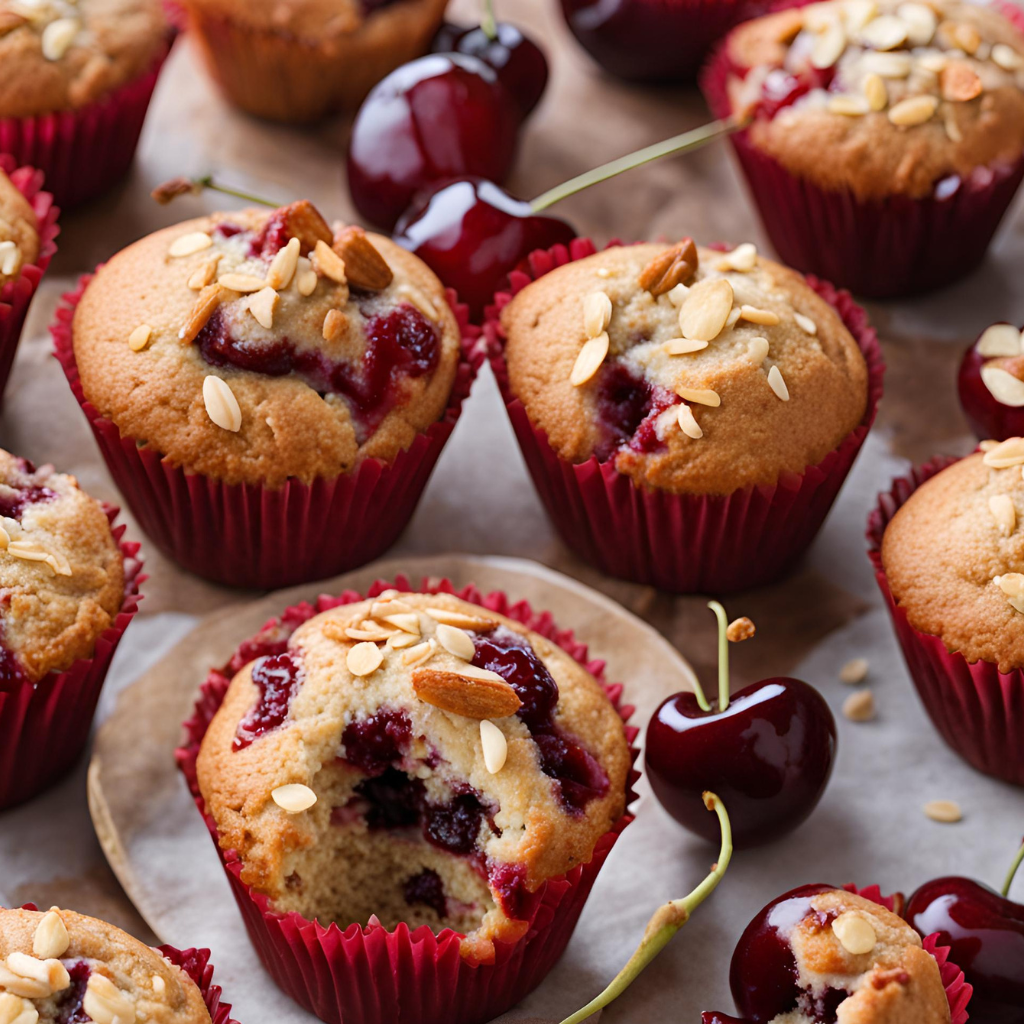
(0, 0), (172, 207)
(0, 906), (232, 1024)
(488, 238), (882, 592)
(179, 584), (635, 1024)
(0, 449), (142, 808)
(57, 200), (472, 588)
(182, 0), (450, 122)
(871, 440), (1024, 786)
(702, 0), (1024, 296)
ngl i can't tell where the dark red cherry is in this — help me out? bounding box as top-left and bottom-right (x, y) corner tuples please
(347, 54), (521, 231)
(393, 176), (576, 316)
(431, 21), (548, 114)
(907, 875), (1024, 1024)
(645, 603), (836, 848)
(729, 884), (837, 1022)
(957, 325), (1024, 441)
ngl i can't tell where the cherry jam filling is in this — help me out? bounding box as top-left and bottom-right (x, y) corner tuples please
(233, 652), (304, 750)
(0, 484), (57, 520)
(403, 868), (447, 918)
(0, 643), (29, 691)
(194, 302), (440, 439)
(593, 363), (676, 461)
(752, 65), (836, 120)
(249, 211), (291, 258)
(472, 627), (609, 814)
(341, 709), (412, 775)
(54, 960), (91, 1024)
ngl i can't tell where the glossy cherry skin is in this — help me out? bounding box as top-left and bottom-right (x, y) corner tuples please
(907, 876), (1024, 1024)
(645, 679), (837, 848)
(393, 177), (577, 316)
(347, 54), (521, 230)
(957, 341), (1024, 442)
(431, 21), (549, 115)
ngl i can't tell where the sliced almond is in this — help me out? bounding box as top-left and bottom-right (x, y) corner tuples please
(341, 623), (394, 642)
(994, 572), (1024, 612)
(829, 94), (870, 116)
(296, 261), (318, 297)
(993, 42), (1024, 71)
(347, 641), (384, 677)
(379, 611), (420, 635)
(583, 291), (613, 338)
(983, 366), (1024, 407)
(202, 375), (242, 432)
(861, 13), (908, 50)
(218, 273), (267, 293)
(740, 304), (781, 326)
(313, 239), (347, 285)
(897, 2), (936, 45)
(168, 231), (213, 258)
(188, 256), (221, 291)
(435, 623), (476, 660)
(32, 911), (69, 960)
(794, 313), (817, 335)
(6, 953), (69, 994)
(716, 242), (757, 272)
(41, 17), (78, 60)
(266, 237), (301, 290)
(952, 21), (981, 54)
(248, 286), (279, 330)
(940, 60), (983, 102)
(180, 284), (225, 344)
(679, 278), (734, 342)
(128, 324), (152, 352)
(424, 608), (496, 631)
(272, 783), (317, 813)
(570, 332), (610, 386)
(638, 238), (698, 296)
(843, 689), (876, 722)
(676, 385), (721, 407)
(860, 50), (912, 77)
(983, 436), (1024, 468)
(677, 403), (703, 439)
(412, 667), (522, 719)
(888, 95), (938, 126)
(832, 913), (877, 955)
(839, 657), (869, 685)
(864, 73), (888, 111)
(666, 283), (690, 306)
(83, 974), (134, 1024)
(387, 632), (420, 650)
(977, 323), (1023, 358)
(767, 365), (790, 401)
(479, 720), (508, 774)
(665, 338), (709, 355)
(811, 20), (846, 68)
(989, 494), (1016, 535)
(923, 799), (962, 823)
(748, 337), (770, 364)
(0, 964), (49, 1000)
(402, 639), (438, 667)
(323, 308), (346, 342)
(0, 993), (37, 1024)
(333, 226), (392, 290)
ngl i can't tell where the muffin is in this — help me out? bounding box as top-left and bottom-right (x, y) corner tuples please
(702, 0), (1024, 297)
(0, 157), (53, 404)
(54, 200), (475, 588)
(0, 449), (142, 808)
(182, 0), (450, 122)
(178, 581), (636, 1024)
(871, 442), (1024, 785)
(720, 886), (969, 1024)
(0, 906), (233, 1024)
(486, 237), (883, 593)
(0, 0), (173, 208)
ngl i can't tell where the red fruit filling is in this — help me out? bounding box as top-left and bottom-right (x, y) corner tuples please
(54, 960), (92, 1024)
(749, 65), (836, 121)
(593, 363), (677, 461)
(0, 484), (56, 521)
(403, 868), (448, 918)
(233, 652), (304, 750)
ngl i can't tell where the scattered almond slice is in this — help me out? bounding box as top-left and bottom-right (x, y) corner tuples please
(168, 231), (213, 258)
(41, 17), (78, 60)
(180, 284), (225, 344)
(339, 623), (394, 642)
(861, 50), (912, 77)
(412, 667), (522, 719)
(323, 308), (346, 342)
(128, 324), (152, 352)
(829, 94), (870, 116)
(347, 642), (384, 676)
(994, 572), (1024, 613)
(898, 2), (936, 45)
(861, 13), (908, 49)
(811, 20), (846, 68)
(843, 689), (876, 722)
(248, 287), (279, 330)
(267, 237), (301, 290)
(839, 657), (869, 685)
(313, 239), (347, 284)
(479, 720), (508, 774)
(202, 375), (242, 432)
(425, 608), (497, 630)
(296, 262), (318, 297)
(665, 338), (709, 355)
(767, 365), (790, 401)
(402, 639), (437, 667)
(794, 313), (818, 335)
(187, 256), (221, 291)
(436, 623), (476, 660)
(993, 42), (1024, 71)
(977, 323), (1024, 357)
(748, 337), (770, 364)
(923, 799), (962, 823)
(272, 784), (317, 813)
(32, 912), (69, 961)
(716, 242), (757, 272)
(571, 333), (610, 386)
(740, 304), (781, 326)
(334, 226), (392, 290)
(679, 278), (734, 342)
(888, 95), (938, 126)
(218, 273), (267, 293)
(677, 403), (703, 439)
(379, 611), (420, 635)
(387, 632), (420, 650)
(982, 366), (1024, 407)
(83, 974), (133, 1024)
(583, 291), (613, 338)
(675, 385), (720, 408)
(864, 73), (888, 111)
(989, 494), (1017, 535)
(666, 283), (689, 306)
(983, 437), (1024, 468)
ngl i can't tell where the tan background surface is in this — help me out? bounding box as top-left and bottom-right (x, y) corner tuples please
(1, 0), (1024, 1020)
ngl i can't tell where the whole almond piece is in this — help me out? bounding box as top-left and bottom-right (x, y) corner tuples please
(334, 226), (393, 291)
(638, 238), (698, 297)
(412, 667), (522, 719)
(279, 200), (333, 254)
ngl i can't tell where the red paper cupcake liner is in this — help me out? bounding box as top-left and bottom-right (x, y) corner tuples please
(0, 156), (59, 405)
(483, 237), (885, 594)
(0, 38), (174, 210)
(0, 507), (144, 810)
(868, 455), (1024, 787)
(844, 884), (972, 1023)
(52, 274), (484, 590)
(700, 2), (1024, 299)
(176, 575), (641, 1024)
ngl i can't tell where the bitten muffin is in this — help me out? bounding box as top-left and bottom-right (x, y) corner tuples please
(881, 439), (1024, 673)
(0, 166), (38, 287)
(0, 0), (169, 118)
(182, 0), (450, 122)
(501, 240), (868, 495)
(0, 906), (211, 1024)
(71, 201), (462, 488)
(195, 591), (630, 964)
(764, 890), (950, 1023)
(721, 0), (1024, 201)
(0, 450), (124, 685)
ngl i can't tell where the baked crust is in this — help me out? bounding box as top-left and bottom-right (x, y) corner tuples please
(72, 208), (462, 488)
(501, 242), (868, 496)
(0, 165), (39, 284)
(184, 0), (435, 37)
(196, 592), (630, 960)
(881, 449), (1024, 672)
(723, 0), (1024, 200)
(0, 449), (124, 683)
(0, 906), (211, 1024)
(0, 0), (168, 118)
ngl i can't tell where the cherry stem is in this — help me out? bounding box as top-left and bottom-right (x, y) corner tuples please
(709, 601), (730, 713)
(530, 116), (743, 213)
(195, 175), (278, 208)
(1002, 839), (1024, 898)
(480, 0), (497, 40)
(558, 793), (733, 1024)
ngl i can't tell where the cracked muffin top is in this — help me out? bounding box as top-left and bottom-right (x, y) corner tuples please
(0, 906), (211, 1024)
(882, 439), (1024, 672)
(721, 0), (1024, 200)
(0, 449), (124, 686)
(72, 201), (463, 488)
(0, 0), (169, 118)
(195, 590), (630, 964)
(0, 166), (39, 288)
(500, 240), (869, 496)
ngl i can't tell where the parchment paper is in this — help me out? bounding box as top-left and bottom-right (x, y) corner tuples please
(1, 0), (1024, 1019)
